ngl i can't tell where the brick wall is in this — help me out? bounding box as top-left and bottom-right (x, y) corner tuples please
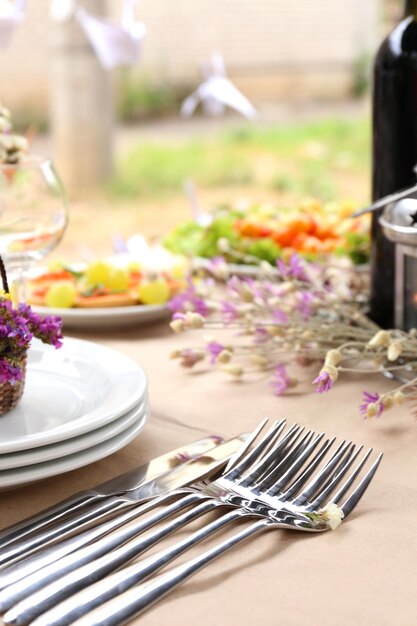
(0, 0), (380, 113)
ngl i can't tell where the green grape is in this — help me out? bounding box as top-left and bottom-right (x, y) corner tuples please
(45, 281), (77, 308)
(84, 261), (111, 286)
(105, 267), (130, 292)
(138, 278), (170, 305)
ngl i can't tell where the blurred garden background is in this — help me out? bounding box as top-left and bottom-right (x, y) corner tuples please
(0, 0), (404, 260)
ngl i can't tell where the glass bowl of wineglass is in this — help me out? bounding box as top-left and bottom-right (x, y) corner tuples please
(0, 155), (68, 301)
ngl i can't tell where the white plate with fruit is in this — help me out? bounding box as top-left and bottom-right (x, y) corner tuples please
(26, 259), (182, 329)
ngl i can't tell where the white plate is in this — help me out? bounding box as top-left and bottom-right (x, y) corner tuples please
(0, 398), (148, 470)
(0, 410), (148, 490)
(192, 257), (277, 277)
(33, 304), (170, 330)
(0, 337), (147, 454)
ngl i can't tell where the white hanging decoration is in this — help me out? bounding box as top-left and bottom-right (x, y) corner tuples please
(75, 0), (146, 70)
(181, 52), (258, 120)
(0, 0), (26, 48)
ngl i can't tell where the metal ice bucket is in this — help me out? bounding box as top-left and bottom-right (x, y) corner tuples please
(380, 197), (417, 330)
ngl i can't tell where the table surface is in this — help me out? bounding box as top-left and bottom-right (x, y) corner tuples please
(1, 319), (417, 626)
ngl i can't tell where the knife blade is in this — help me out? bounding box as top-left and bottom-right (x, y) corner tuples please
(0, 434), (224, 555)
(0, 435), (247, 574)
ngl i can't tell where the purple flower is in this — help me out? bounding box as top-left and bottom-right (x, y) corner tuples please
(206, 341), (224, 364)
(0, 358), (22, 385)
(312, 370), (334, 393)
(169, 278), (209, 317)
(254, 327), (269, 344)
(360, 391), (384, 418)
(272, 308), (288, 324)
(206, 256), (228, 277)
(276, 254), (308, 281)
(221, 301), (239, 324)
(270, 364), (291, 396)
(0, 297), (63, 385)
(296, 291), (314, 321)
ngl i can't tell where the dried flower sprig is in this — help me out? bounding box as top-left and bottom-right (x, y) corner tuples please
(0, 104), (28, 165)
(169, 253), (417, 419)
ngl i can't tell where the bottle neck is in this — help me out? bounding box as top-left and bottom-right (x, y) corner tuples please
(405, 0), (417, 18)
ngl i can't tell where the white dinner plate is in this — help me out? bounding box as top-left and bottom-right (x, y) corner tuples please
(33, 303), (170, 330)
(0, 337), (147, 454)
(0, 398), (148, 470)
(192, 257), (278, 277)
(0, 411), (148, 491)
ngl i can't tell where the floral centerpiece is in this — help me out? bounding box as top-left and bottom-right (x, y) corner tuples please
(168, 250), (417, 421)
(0, 256), (63, 415)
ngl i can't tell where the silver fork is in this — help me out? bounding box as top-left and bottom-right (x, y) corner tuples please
(3, 423), (380, 626)
(23, 427), (382, 626)
(0, 419), (300, 617)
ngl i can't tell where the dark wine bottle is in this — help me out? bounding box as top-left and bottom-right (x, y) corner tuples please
(371, 0), (417, 327)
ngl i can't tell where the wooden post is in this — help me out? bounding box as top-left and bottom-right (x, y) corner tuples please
(49, 0), (114, 192)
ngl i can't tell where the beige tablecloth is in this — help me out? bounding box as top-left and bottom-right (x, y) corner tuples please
(1, 320), (417, 626)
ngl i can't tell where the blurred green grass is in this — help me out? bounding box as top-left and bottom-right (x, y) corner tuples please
(109, 116), (370, 202)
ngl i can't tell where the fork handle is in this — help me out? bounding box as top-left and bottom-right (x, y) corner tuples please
(27, 508), (244, 626)
(0, 495), (130, 568)
(0, 491), (99, 550)
(4, 499), (222, 626)
(0, 492), (203, 612)
(0, 489), (182, 591)
(69, 519), (269, 626)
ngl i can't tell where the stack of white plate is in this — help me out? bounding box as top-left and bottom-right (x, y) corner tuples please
(0, 337), (149, 491)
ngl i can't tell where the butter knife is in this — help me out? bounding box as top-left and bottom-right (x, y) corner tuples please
(0, 436), (246, 578)
(0, 434), (224, 559)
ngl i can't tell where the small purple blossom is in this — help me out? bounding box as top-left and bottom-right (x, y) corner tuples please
(169, 278), (209, 317)
(0, 359), (22, 385)
(312, 370), (334, 393)
(271, 308), (288, 324)
(296, 291), (314, 321)
(206, 341), (225, 364)
(270, 364), (291, 396)
(360, 391), (384, 418)
(0, 297), (63, 385)
(221, 300), (239, 324)
(254, 327), (269, 344)
(206, 256), (228, 277)
(276, 254), (308, 282)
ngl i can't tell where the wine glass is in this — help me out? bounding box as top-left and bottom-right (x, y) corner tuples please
(0, 155), (68, 301)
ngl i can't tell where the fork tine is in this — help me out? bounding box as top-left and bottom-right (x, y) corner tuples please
(290, 440), (351, 506)
(264, 432), (326, 496)
(340, 453), (383, 518)
(280, 437), (336, 499)
(237, 424), (305, 488)
(222, 418), (269, 474)
(252, 429), (314, 490)
(223, 419), (286, 481)
(327, 447), (374, 507)
(306, 445), (364, 510)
